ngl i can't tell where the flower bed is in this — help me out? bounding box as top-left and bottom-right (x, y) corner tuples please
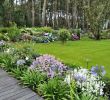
(0, 41), (109, 100)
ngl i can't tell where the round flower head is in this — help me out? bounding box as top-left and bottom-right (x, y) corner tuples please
(91, 65), (106, 76)
(74, 73), (86, 82)
(91, 66), (99, 76)
(0, 40), (5, 46)
(17, 59), (26, 66)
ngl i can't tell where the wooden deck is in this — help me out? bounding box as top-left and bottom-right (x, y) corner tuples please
(0, 69), (43, 100)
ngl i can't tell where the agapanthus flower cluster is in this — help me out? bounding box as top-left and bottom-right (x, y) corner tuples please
(65, 67), (106, 96)
(91, 65), (106, 76)
(29, 54), (67, 78)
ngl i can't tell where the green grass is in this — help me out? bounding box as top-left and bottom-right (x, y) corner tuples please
(13, 39), (110, 77)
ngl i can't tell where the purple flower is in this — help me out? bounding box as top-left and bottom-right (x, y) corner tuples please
(17, 59), (26, 66)
(91, 66), (99, 76)
(91, 65), (106, 76)
(100, 66), (106, 76)
(29, 54), (67, 78)
(47, 68), (54, 78)
(74, 73), (86, 82)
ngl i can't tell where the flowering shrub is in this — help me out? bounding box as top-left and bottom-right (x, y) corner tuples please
(29, 54), (67, 78)
(71, 34), (80, 40)
(65, 66), (106, 96)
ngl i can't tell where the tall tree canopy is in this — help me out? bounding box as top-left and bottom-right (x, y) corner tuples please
(0, 0), (110, 30)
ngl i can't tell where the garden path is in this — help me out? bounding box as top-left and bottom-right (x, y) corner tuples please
(0, 69), (43, 100)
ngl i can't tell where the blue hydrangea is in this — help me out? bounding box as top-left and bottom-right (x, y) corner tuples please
(16, 59), (26, 66)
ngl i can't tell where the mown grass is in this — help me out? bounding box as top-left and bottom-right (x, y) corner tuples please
(13, 39), (110, 77)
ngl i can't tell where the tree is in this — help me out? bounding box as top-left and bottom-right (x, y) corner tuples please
(84, 0), (110, 40)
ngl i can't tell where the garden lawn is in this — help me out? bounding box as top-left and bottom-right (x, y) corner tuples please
(13, 40), (110, 77)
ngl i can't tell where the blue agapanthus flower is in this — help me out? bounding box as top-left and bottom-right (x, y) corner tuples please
(74, 73), (86, 82)
(91, 65), (106, 76)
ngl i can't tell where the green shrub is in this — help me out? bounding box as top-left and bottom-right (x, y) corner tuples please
(41, 27), (53, 33)
(101, 30), (110, 39)
(38, 78), (70, 100)
(0, 33), (9, 41)
(58, 29), (70, 43)
(0, 53), (15, 71)
(74, 92), (97, 100)
(21, 71), (47, 90)
(10, 67), (25, 79)
(7, 26), (21, 41)
(35, 27), (53, 33)
(0, 27), (8, 34)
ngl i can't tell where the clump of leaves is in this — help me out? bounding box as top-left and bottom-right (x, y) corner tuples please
(38, 77), (70, 100)
(0, 53), (15, 71)
(7, 25), (21, 42)
(20, 70), (47, 90)
(10, 67), (25, 80)
(58, 29), (70, 44)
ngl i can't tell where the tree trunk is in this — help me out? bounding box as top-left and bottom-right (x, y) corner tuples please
(31, 0), (35, 27)
(42, 0), (47, 26)
(66, 0), (70, 28)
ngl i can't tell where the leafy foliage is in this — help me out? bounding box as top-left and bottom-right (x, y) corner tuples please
(38, 78), (70, 100)
(21, 71), (47, 90)
(7, 26), (21, 41)
(58, 29), (70, 43)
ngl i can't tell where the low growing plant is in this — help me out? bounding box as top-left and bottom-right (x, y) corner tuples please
(0, 53), (15, 71)
(38, 77), (70, 100)
(7, 26), (21, 42)
(20, 70), (47, 90)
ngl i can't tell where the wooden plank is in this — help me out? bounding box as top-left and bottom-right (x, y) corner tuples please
(0, 88), (28, 99)
(0, 80), (17, 91)
(0, 85), (22, 97)
(12, 92), (36, 100)
(26, 95), (44, 100)
(3, 88), (32, 100)
(0, 76), (18, 87)
(0, 83), (20, 93)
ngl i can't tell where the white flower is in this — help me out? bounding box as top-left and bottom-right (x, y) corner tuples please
(26, 57), (29, 60)
(100, 89), (104, 95)
(64, 74), (71, 85)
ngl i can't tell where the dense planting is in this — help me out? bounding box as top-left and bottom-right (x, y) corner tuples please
(0, 41), (109, 100)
